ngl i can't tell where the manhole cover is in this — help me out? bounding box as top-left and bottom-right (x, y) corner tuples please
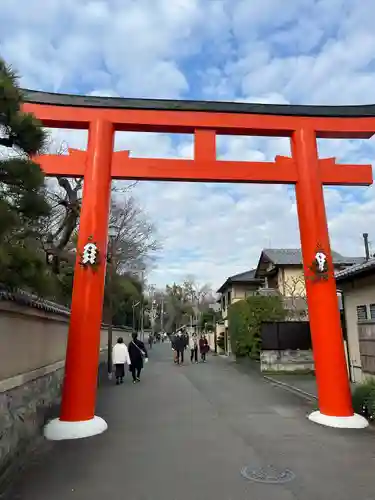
(241, 465), (295, 484)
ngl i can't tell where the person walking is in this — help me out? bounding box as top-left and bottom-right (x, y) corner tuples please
(175, 331), (185, 365)
(199, 335), (209, 362)
(128, 332), (148, 383)
(148, 333), (153, 349)
(171, 333), (178, 363)
(183, 329), (189, 350)
(112, 337), (131, 385)
(189, 333), (198, 363)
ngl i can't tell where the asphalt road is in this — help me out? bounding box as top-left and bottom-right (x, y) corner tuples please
(8, 344), (375, 500)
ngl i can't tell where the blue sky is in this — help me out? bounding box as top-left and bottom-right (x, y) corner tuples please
(2, 0), (375, 290)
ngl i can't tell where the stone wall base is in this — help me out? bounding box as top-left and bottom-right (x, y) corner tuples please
(0, 352), (108, 494)
(0, 368), (63, 492)
(260, 349), (314, 373)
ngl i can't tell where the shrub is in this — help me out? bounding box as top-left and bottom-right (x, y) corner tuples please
(352, 379), (375, 422)
(228, 295), (287, 358)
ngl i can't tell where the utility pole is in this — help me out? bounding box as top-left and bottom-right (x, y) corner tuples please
(140, 270), (145, 340)
(140, 300), (144, 340)
(151, 300), (156, 337)
(148, 284), (156, 338)
(132, 301), (135, 331)
(107, 265), (114, 379)
(214, 310), (218, 353)
(107, 227), (117, 380)
(160, 298), (164, 332)
(132, 301), (140, 331)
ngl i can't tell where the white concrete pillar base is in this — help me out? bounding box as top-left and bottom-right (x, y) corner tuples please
(44, 416), (108, 441)
(308, 410), (368, 429)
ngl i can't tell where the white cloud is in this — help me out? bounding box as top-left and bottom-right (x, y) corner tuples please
(1, 0), (375, 290)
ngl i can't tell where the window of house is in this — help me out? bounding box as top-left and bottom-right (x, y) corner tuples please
(369, 304), (375, 320)
(227, 290), (231, 305)
(356, 305), (368, 321)
(222, 295), (226, 310)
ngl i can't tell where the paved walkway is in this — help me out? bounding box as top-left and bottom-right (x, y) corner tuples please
(8, 345), (375, 500)
(263, 373), (358, 402)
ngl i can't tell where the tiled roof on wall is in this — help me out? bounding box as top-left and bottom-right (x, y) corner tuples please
(0, 285), (70, 317)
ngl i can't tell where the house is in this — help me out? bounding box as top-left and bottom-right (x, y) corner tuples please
(215, 248), (364, 354)
(215, 269), (263, 354)
(336, 258), (375, 383)
(254, 248), (363, 318)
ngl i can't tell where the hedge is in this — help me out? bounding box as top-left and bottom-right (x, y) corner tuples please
(228, 294), (286, 358)
(352, 379), (375, 422)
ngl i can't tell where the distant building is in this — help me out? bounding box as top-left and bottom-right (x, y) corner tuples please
(215, 248), (363, 354)
(216, 269), (263, 355)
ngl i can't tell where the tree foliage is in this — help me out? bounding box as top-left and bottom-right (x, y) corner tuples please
(102, 196), (160, 328)
(0, 56), (162, 321)
(105, 273), (143, 328)
(163, 283), (193, 332)
(0, 58), (51, 292)
(158, 277), (215, 332)
(199, 309), (220, 330)
(228, 295), (287, 358)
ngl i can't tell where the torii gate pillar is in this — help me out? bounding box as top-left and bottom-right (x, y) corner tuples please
(44, 120), (114, 440)
(292, 128), (365, 428)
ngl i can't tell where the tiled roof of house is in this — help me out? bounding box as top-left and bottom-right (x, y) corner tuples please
(335, 258), (375, 282)
(230, 269), (258, 281)
(261, 248), (364, 266)
(216, 268), (262, 293)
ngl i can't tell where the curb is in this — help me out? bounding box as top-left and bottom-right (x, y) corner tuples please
(263, 375), (318, 402)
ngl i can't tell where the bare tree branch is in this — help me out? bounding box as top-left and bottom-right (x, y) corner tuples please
(109, 196), (160, 275)
(283, 275), (308, 320)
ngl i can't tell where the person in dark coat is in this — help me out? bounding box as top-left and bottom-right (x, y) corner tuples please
(128, 332), (148, 383)
(183, 330), (189, 349)
(171, 333), (178, 363)
(148, 333), (153, 349)
(174, 332), (185, 365)
(199, 335), (209, 362)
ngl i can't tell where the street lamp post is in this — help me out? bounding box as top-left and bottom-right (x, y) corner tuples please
(160, 298), (164, 333)
(106, 226), (117, 380)
(129, 268), (145, 337)
(132, 301), (140, 331)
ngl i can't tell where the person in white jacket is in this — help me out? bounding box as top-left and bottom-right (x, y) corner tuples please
(189, 333), (199, 364)
(112, 337), (131, 385)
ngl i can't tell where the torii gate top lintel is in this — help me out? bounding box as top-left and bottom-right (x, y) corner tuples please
(22, 89), (374, 186)
(23, 88), (375, 138)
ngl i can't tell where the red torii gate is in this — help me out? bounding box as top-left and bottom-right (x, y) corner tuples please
(23, 91), (373, 439)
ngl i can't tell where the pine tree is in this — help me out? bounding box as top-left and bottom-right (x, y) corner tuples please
(0, 58), (51, 292)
